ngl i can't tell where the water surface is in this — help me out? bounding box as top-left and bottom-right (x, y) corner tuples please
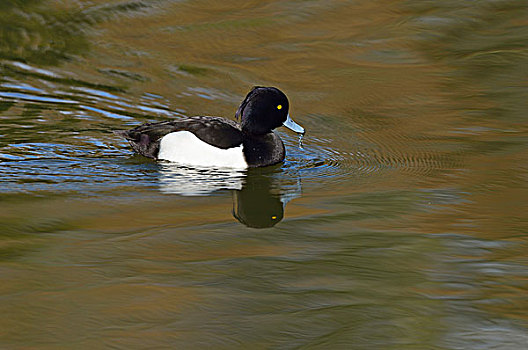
(1, 0), (527, 348)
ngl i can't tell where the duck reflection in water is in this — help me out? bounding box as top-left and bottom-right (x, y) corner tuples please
(158, 164), (301, 228)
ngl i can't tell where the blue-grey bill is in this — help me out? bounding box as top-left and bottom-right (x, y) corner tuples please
(283, 114), (305, 134)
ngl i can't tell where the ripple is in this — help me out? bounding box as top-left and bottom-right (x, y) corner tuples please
(0, 156), (158, 195)
(360, 131), (465, 177)
(9, 61), (61, 78)
(81, 105), (134, 121)
(283, 128), (394, 183)
(0, 92), (78, 104)
(279, 120), (465, 189)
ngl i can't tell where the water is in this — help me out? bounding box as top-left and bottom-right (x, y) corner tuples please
(1, 0), (527, 348)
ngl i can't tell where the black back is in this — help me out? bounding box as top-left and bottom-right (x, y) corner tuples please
(115, 116), (243, 159)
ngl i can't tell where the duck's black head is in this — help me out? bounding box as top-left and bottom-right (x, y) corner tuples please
(235, 87), (291, 135)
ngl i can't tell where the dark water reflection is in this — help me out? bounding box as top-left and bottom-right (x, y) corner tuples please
(232, 168), (302, 228)
(158, 164), (302, 227)
(1, 0), (528, 348)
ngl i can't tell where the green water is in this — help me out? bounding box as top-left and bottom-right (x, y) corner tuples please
(1, 0), (527, 349)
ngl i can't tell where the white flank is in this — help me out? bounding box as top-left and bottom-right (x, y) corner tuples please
(158, 131), (247, 169)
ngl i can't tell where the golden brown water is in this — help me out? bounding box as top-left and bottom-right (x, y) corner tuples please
(1, 0), (527, 348)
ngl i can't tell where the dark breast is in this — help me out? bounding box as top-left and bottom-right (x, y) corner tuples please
(242, 132), (285, 167)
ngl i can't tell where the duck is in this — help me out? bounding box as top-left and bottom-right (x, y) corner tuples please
(115, 86), (305, 168)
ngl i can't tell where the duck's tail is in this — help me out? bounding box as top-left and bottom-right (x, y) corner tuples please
(114, 129), (159, 159)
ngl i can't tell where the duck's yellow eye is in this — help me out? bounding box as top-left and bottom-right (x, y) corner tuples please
(277, 105), (282, 110)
